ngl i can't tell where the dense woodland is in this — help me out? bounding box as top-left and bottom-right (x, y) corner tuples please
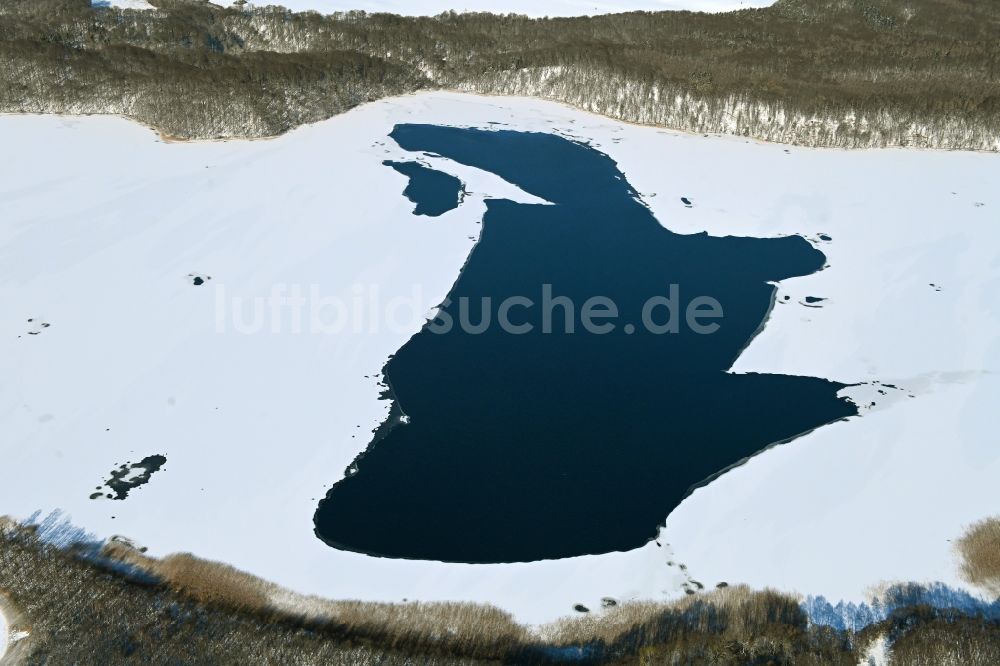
(1, 0), (998, 147)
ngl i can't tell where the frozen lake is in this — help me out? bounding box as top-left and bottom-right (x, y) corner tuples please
(1, 92), (997, 623)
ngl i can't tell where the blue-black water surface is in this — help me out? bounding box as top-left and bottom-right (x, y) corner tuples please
(315, 125), (857, 563)
(384, 160), (463, 217)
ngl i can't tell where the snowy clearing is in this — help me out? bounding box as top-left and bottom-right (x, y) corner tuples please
(93, 0), (775, 17)
(0, 92), (998, 625)
(93, 0), (156, 9)
(0, 605), (7, 662)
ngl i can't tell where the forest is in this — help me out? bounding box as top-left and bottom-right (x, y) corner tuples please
(1, 0), (998, 147)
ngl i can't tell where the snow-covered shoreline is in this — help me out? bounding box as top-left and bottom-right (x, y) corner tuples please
(248, 0), (776, 16)
(0, 604), (7, 663)
(1, 92), (997, 625)
(0, 594), (24, 663)
(93, 0), (776, 17)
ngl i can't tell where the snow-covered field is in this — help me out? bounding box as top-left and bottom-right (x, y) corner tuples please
(94, 0), (775, 17)
(1, 92), (998, 625)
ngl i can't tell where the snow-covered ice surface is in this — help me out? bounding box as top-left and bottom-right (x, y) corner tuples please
(1, 92), (998, 625)
(92, 0), (775, 16)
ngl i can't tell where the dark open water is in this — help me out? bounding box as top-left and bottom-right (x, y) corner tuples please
(315, 125), (856, 563)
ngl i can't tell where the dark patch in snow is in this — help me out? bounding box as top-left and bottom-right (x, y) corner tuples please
(91, 455), (167, 501)
(25, 318), (52, 336)
(188, 273), (212, 286)
(801, 296), (828, 308)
